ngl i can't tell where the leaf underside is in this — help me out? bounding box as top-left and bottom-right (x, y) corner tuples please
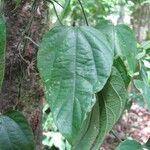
(38, 25), (113, 143)
(73, 67), (128, 150)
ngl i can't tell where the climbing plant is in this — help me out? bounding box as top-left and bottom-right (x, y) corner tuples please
(0, 0), (150, 150)
(37, 1), (138, 150)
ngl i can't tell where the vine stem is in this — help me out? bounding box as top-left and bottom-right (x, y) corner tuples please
(77, 0), (89, 26)
(45, 0), (64, 8)
(52, 0), (64, 8)
(24, 36), (39, 47)
(51, 1), (63, 25)
(110, 130), (122, 142)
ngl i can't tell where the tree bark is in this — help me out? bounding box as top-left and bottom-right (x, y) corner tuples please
(0, 0), (48, 149)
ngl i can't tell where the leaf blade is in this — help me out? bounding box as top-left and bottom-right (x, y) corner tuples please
(37, 25), (113, 144)
(73, 67), (128, 150)
(96, 22), (138, 74)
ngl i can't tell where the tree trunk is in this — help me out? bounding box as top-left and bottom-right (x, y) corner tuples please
(0, 0), (48, 149)
(131, 3), (150, 42)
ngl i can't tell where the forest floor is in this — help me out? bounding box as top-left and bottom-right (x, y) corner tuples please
(101, 103), (150, 150)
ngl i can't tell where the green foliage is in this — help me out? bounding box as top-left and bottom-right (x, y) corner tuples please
(116, 138), (150, 150)
(73, 67), (127, 150)
(54, 0), (121, 25)
(0, 16), (6, 91)
(61, 0), (71, 20)
(134, 66), (150, 110)
(96, 21), (138, 74)
(133, 39), (150, 110)
(115, 139), (143, 150)
(0, 111), (35, 150)
(141, 40), (150, 51)
(38, 25), (113, 144)
(15, 0), (22, 8)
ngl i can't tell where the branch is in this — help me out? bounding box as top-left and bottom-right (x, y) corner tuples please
(24, 36), (39, 47)
(110, 130), (122, 142)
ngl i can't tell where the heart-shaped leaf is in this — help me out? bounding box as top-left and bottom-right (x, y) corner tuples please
(38, 25), (113, 143)
(0, 16), (6, 91)
(73, 67), (128, 150)
(96, 21), (137, 74)
(0, 111), (35, 150)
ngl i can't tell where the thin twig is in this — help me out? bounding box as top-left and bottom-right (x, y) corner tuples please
(16, 0), (38, 75)
(51, 1), (63, 25)
(52, 0), (64, 8)
(77, 0), (89, 26)
(24, 36), (39, 47)
(22, 0), (38, 51)
(18, 46), (30, 65)
(16, 0), (37, 52)
(110, 130), (122, 142)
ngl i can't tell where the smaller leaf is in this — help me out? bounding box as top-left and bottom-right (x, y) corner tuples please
(96, 21), (138, 74)
(115, 139), (143, 150)
(134, 80), (150, 111)
(141, 40), (150, 51)
(95, 20), (115, 51)
(134, 62), (150, 110)
(0, 111), (35, 150)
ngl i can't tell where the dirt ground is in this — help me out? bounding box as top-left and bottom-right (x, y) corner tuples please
(101, 103), (150, 150)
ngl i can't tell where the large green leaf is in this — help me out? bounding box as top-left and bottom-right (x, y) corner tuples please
(38, 25), (113, 143)
(95, 20), (115, 51)
(115, 139), (143, 150)
(0, 111), (35, 150)
(73, 67), (127, 150)
(0, 16), (6, 91)
(96, 21), (137, 74)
